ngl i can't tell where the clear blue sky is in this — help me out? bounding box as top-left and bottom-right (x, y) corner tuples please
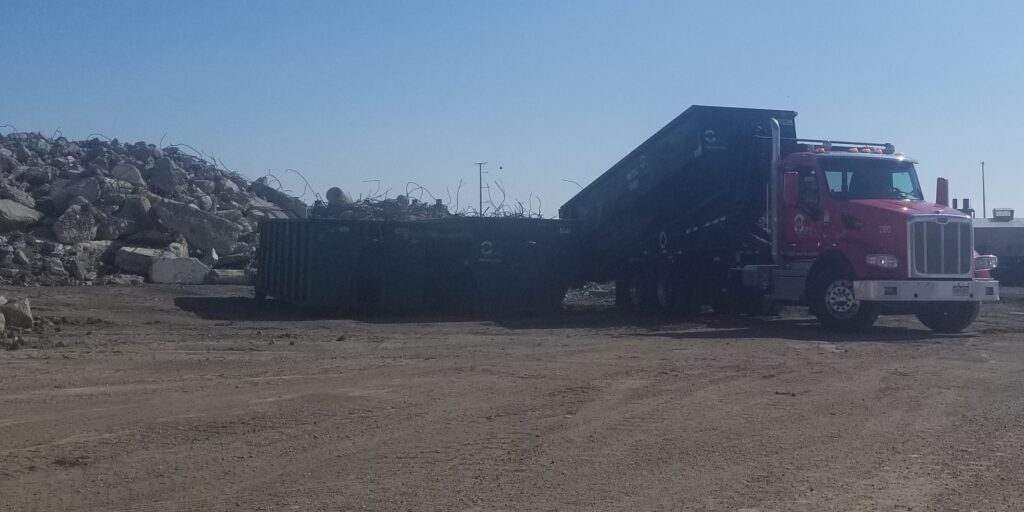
(3, 0), (1022, 217)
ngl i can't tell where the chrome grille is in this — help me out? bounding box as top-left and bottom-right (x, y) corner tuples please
(909, 217), (973, 277)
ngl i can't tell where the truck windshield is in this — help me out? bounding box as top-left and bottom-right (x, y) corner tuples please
(821, 158), (923, 200)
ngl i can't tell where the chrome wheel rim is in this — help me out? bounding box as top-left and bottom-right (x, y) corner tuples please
(825, 279), (860, 319)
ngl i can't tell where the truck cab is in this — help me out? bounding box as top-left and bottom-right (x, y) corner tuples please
(773, 142), (999, 331)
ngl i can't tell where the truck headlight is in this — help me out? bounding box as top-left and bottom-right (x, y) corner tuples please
(866, 254), (900, 269)
(974, 255), (998, 271)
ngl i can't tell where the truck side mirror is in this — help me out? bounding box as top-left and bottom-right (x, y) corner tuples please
(783, 171), (799, 208)
(936, 177), (949, 207)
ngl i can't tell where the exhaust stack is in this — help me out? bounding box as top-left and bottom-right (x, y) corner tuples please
(769, 118), (783, 266)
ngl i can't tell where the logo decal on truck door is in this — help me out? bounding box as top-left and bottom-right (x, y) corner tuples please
(794, 213), (810, 236)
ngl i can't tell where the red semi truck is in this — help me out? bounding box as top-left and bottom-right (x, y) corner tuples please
(560, 106), (999, 332)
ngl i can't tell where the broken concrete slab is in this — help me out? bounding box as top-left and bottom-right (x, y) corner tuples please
(100, 273), (144, 286)
(0, 185), (36, 209)
(114, 246), (171, 276)
(0, 199), (43, 232)
(149, 256), (209, 284)
(251, 179), (308, 218)
(153, 199), (243, 256)
(209, 268), (252, 285)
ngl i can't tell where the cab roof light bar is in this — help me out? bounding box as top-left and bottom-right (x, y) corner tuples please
(757, 136), (896, 154)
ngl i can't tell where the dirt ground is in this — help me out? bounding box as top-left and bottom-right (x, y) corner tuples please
(1, 284), (1023, 512)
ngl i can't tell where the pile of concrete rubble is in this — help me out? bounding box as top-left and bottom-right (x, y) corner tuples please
(309, 187), (452, 221)
(0, 131), (309, 286)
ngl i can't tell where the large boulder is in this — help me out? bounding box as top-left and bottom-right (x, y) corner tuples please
(0, 148), (17, 172)
(192, 193), (215, 212)
(149, 257), (209, 284)
(147, 157), (184, 194)
(215, 177), (241, 194)
(0, 199), (43, 232)
(109, 163), (145, 187)
(1, 298), (33, 329)
(52, 204), (97, 244)
(115, 195), (152, 225)
(153, 199), (243, 256)
(73, 240), (116, 269)
(0, 184), (36, 209)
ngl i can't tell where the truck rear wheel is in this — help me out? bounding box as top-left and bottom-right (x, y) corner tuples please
(915, 302), (980, 333)
(654, 276), (701, 316)
(655, 275), (685, 314)
(812, 270), (878, 332)
(616, 277), (647, 311)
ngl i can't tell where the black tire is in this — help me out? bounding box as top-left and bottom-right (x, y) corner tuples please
(812, 268), (878, 332)
(615, 277), (647, 311)
(915, 302), (980, 333)
(654, 275), (675, 314)
(653, 276), (702, 317)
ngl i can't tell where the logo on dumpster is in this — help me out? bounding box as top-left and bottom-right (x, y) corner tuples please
(480, 241), (494, 255)
(702, 128), (726, 151)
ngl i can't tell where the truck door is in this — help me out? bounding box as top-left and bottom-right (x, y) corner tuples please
(783, 165), (824, 258)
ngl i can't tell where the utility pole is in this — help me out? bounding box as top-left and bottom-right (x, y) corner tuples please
(475, 162), (487, 216)
(981, 161), (986, 219)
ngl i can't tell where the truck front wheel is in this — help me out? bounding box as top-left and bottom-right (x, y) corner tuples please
(915, 302), (980, 333)
(812, 271), (878, 332)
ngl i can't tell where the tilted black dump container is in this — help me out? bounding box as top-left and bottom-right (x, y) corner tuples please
(256, 217), (577, 314)
(558, 105), (798, 281)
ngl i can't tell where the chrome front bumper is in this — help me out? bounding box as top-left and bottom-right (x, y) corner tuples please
(853, 279), (1000, 302)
